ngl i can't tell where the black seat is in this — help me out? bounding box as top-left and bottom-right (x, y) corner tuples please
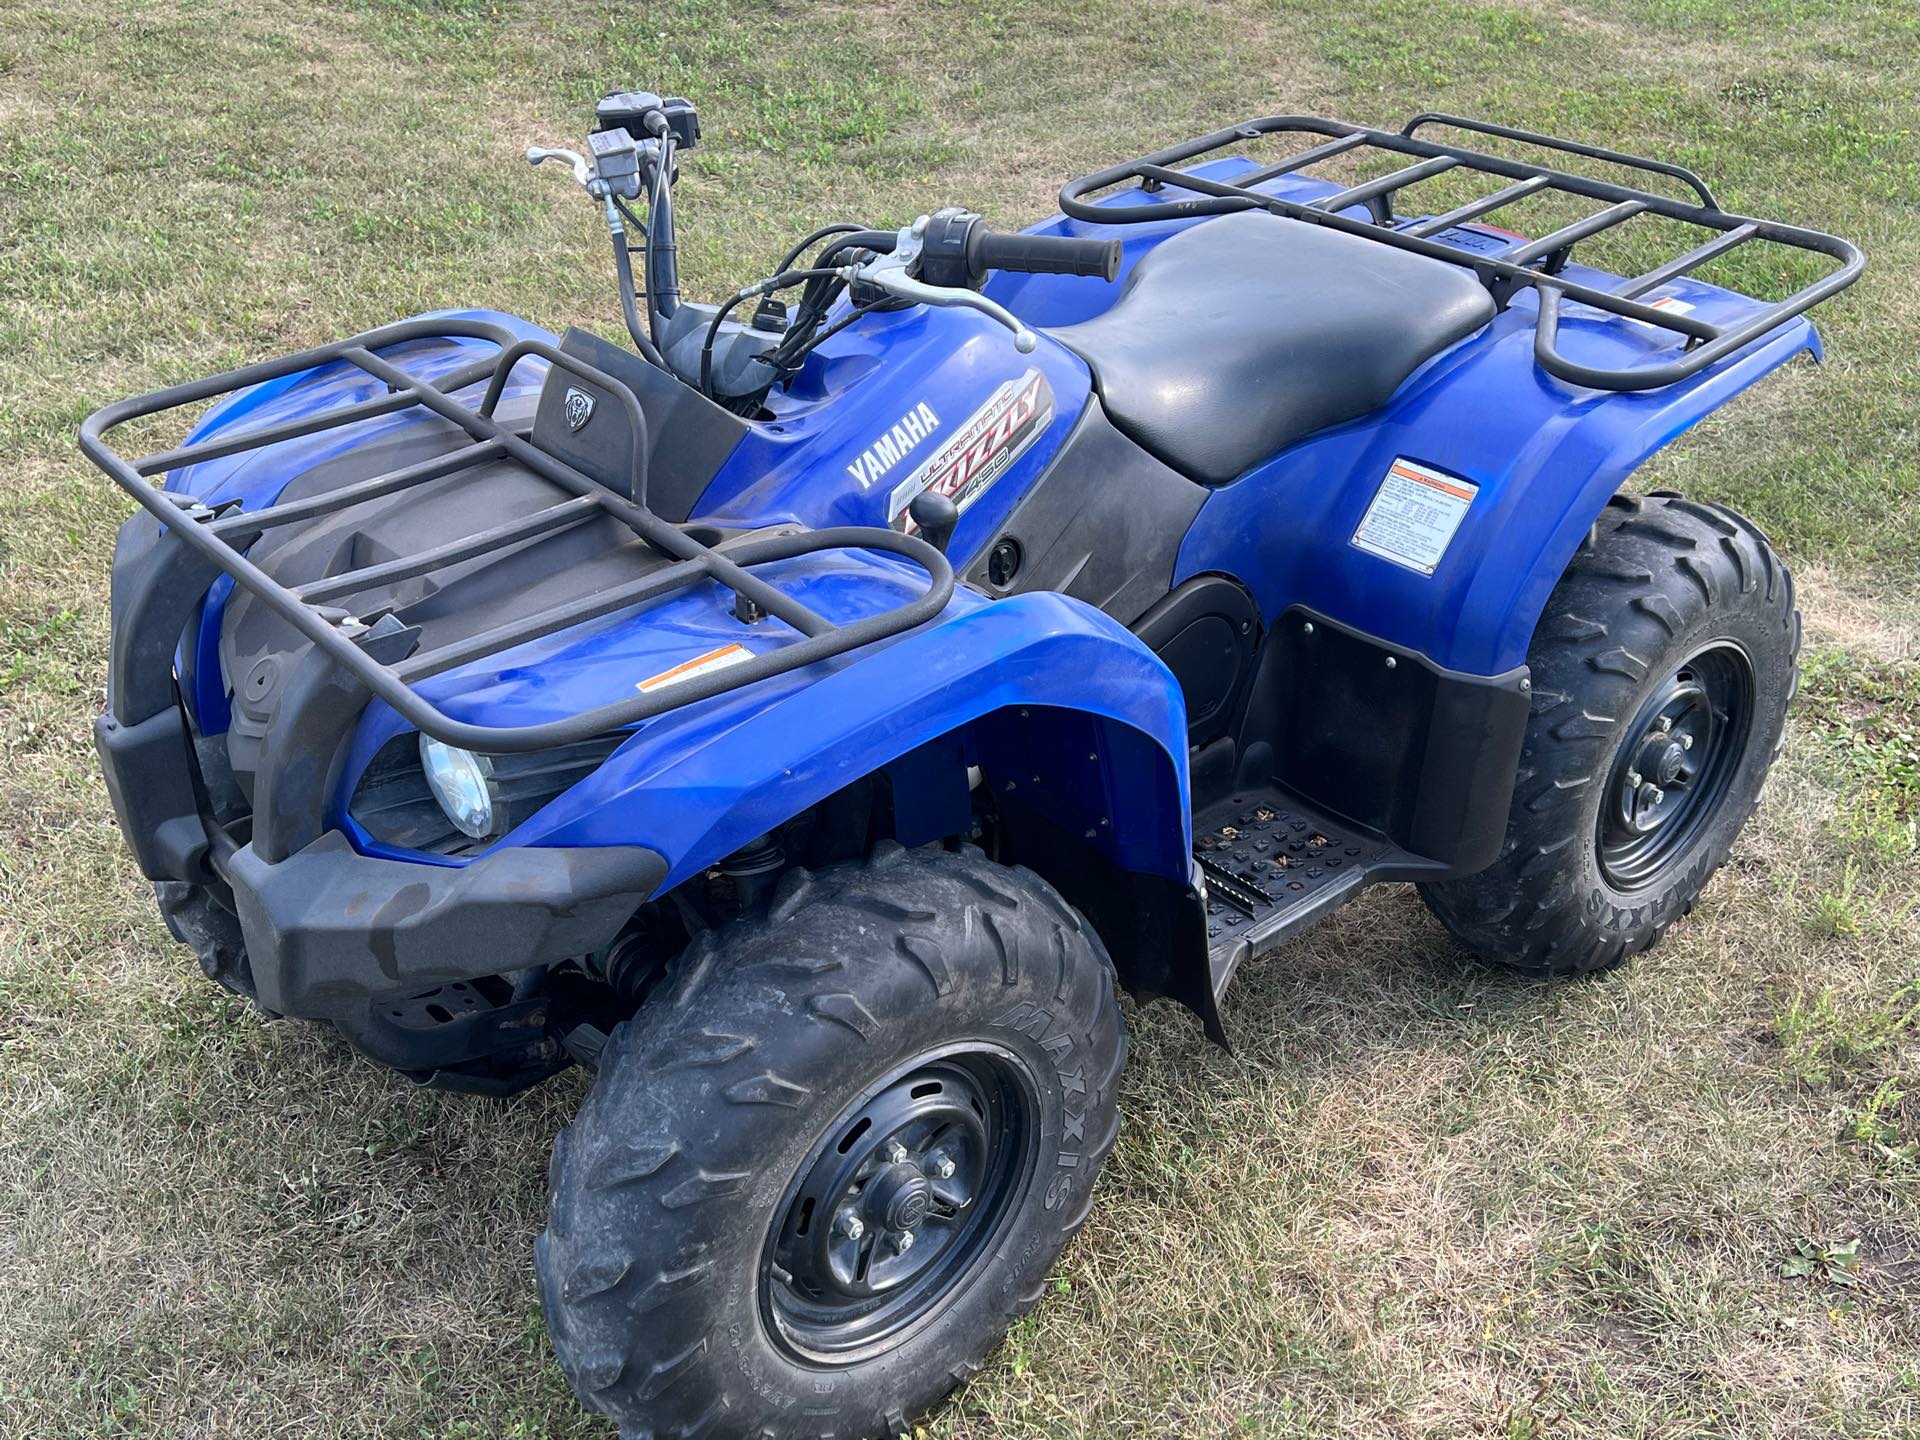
(1048, 211), (1496, 485)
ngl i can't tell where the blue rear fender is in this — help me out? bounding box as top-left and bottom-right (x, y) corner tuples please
(1171, 289), (1821, 675)
(995, 159), (1824, 676)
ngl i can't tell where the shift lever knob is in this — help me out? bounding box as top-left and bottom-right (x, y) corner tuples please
(907, 491), (960, 554)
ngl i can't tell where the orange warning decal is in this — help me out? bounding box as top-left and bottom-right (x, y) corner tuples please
(1352, 456), (1481, 576)
(1387, 461), (1477, 503)
(636, 642), (752, 694)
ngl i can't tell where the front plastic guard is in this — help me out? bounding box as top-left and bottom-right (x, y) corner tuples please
(221, 831), (665, 1020)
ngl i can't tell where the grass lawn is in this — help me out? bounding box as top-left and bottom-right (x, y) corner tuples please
(2, 0), (1918, 1435)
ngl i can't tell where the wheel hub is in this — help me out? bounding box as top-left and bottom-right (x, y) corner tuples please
(872, 1163), (933, 1233)
(1597, 644), (1754, 890)
(762, 1050), (1039, 1364)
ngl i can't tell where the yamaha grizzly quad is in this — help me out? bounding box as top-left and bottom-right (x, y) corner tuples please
(84, 95), (1861, 1437)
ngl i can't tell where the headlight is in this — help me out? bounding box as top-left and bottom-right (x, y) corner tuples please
(350, 731), (627, 856)
(419, 736), (498, 840)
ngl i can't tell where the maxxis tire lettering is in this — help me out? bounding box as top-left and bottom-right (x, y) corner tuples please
(990, 1001), (1086, 1210)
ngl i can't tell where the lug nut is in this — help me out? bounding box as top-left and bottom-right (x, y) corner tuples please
(930, 1154), (957, 1180)
(894, 1230), (915, 1254)
(836, 1213), (864, 1241)
(1658, 715), (1674, 733)
(1680, 734), (1694, 750)
(884, 1141), (908, 1165)
(1627, 771), (1643, 789)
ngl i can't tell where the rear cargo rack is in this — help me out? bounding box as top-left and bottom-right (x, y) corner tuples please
(1060, 113), (1863, 392)
(80, 316), (954, 754)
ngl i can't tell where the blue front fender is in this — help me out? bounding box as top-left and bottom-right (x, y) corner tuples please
(345, 583), (1193, 894)
(532, 589), (1191, 892)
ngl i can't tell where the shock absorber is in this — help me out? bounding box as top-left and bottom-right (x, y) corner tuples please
(720, 833), (786, 911)
(595, 928), (664, 1005)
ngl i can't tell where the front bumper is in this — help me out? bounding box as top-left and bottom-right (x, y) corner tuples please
(95, 702), (664, 1023)
(224, 831), (664, 1019)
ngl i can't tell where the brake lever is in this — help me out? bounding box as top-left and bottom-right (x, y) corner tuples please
(846, 222), (1039, 354)
(526, 145), (596, 192)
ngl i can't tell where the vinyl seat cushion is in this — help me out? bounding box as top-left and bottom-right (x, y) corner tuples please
(1047, 211), (1496, 485)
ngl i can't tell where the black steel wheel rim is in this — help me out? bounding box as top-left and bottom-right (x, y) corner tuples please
(1596, 640), (1755, 891)
(761, 1046), (1041, 1365)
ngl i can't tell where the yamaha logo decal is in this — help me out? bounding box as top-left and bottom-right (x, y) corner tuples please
(846, 402), (941, 489)
(563, 386), (596, 433)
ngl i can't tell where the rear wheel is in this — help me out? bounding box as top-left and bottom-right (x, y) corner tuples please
(1421, 492), (1800, 978)
(537, 843), (1125, 1439)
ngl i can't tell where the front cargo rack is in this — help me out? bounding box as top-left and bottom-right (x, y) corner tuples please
(1060, 112), (1863, 392)
(80, 317), (955, 754)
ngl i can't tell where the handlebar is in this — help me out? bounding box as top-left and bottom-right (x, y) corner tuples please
(969, 228), (1121, 280)
(846, 246), (1041, 354)
(528, 121), (1125, 374)
(829, 212), (1120, 355)
(824, 220), (1119, 282)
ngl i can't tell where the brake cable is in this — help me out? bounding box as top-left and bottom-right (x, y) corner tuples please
(700, 266), (847, 398)
(644, 131), (679, 352)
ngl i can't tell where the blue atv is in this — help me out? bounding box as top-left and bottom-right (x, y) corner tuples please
(84, 96), (1860, 1437)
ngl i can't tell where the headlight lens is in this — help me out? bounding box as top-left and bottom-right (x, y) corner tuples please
(349, 730), (627, 856)
(419, 736), (498, 840)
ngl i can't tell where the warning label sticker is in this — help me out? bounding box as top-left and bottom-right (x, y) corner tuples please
(636, 642), (752, 694)
(1350, 458), (1479, 576)
(1632, 293), (1696, 328)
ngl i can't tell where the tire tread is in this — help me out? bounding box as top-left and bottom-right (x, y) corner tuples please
(537, 846), (1125, 1438)
(1421, 492), (1799, 978)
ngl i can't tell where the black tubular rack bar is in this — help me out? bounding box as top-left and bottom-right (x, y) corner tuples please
(80, 316), (955, 753)
(1060, 113), (1863, 392)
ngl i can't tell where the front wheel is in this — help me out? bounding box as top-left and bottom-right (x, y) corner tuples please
(537, 843), (1125, 1439)
(1421, 492), (1800, 978)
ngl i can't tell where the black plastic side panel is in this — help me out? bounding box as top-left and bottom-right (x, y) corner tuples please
(93, 708), (210, 881)
(1132, 576), (1259, 748)
(95, 508), (229, 882)
(1240, 606), (1531, 876)
(532, 326), (748, 521)
(106, 510), (224, 727)
(994, 797), (1223, 1045)
(964, 401), (1208, 627)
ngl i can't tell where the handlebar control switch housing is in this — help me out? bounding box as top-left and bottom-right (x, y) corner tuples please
(587, 129), (643, 200)
(915, 208), (991, 289)
(596, 90), (701, 150)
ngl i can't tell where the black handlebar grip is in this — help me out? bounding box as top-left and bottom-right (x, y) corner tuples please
(967, 228), (1121, 281)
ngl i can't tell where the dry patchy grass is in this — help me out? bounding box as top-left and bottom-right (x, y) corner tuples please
(2, 0), (1917, 1436)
